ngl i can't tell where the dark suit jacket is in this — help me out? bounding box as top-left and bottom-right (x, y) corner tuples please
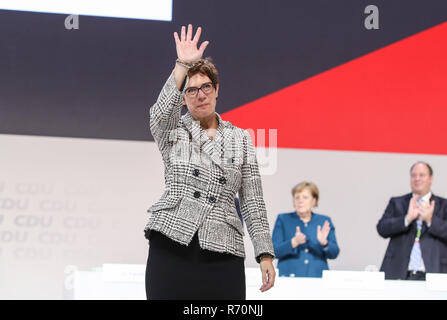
(377, 193), (447, 279)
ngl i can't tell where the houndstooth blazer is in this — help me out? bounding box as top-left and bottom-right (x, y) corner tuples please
(144, 71), (275, 262)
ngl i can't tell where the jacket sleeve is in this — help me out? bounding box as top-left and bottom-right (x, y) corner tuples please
(238, 130), (275, 263)
(272, 215), (299, 259)
(428, 200), (447, 241)
(377, 198), (409, 238)
(149, 71), (185, 163)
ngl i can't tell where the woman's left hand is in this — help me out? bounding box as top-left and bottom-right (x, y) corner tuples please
(317, 220), (330, 246)
(259, 256), (276, 292)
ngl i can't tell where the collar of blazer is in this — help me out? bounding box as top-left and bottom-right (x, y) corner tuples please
(181, 112), (233, 170)
(404, 192), (436, 203)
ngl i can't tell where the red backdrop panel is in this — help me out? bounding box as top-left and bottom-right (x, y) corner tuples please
(223, 22), (447, 155)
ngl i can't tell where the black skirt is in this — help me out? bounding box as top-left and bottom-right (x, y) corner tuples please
(145, 230), (246, 300)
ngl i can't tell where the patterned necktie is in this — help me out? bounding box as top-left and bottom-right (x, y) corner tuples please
(408, 198), (424, 272)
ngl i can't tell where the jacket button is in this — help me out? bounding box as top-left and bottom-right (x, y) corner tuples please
(218, 177), (226, 184)
(208, 196), (216, 203)
(193, 169), (200, 176)
(193, 191), (201, 198)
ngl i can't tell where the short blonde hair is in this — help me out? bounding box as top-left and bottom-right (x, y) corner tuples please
(291, 182), (319, 206)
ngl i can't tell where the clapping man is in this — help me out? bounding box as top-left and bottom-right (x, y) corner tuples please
(377, 162), (447, 280)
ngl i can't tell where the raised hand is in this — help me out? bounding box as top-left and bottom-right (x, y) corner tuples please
(418, 199), (435, 225)
(173, 24), (209, 64)
(317, 220), (330, 246)
(406, 196), (419, 224)
(291, 226), (307, 248)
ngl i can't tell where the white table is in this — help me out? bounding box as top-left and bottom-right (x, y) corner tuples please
(72, 265), (447, 300)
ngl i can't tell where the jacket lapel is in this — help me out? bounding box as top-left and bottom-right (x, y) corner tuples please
(181, 112), (226, 170)
(402, 194), (418, 245)
(210, 114), (227, 168)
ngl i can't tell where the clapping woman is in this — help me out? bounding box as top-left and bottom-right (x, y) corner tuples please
(272, 182), (339, 277)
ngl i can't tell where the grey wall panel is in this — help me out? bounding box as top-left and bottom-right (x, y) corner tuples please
(2, 134), (446, 298)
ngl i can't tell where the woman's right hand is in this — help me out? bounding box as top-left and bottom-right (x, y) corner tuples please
(291, 226), (307, 248)
(174, 24), (209, 64)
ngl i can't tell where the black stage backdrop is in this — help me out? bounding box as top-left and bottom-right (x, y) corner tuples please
(1, 0), (446, 141)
